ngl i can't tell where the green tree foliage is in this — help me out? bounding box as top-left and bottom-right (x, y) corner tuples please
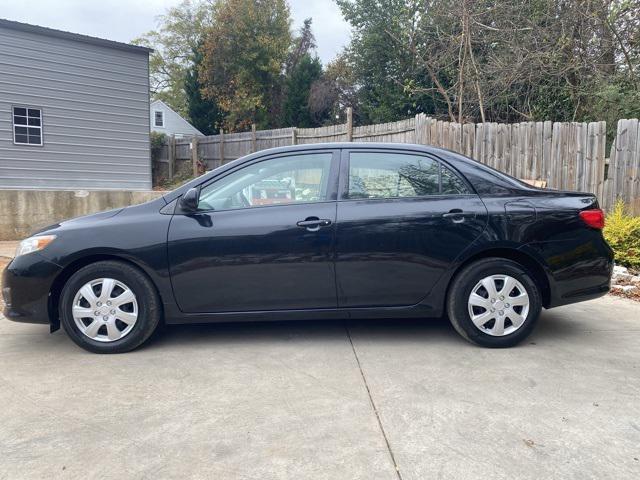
(199, 0), (292, 131)
(184, 46), (223, 135)
(282, 55), (323, 127)
(336, 0), (434, 124)
(133, 0), (213, 116)
(280, 18), (327, 127)
(139, 0), (640, 133)
(584, 79), (640, 141)
(286, 18), (316, 76)
(337, 0), (640, 124)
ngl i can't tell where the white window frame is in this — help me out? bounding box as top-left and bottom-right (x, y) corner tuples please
(12, 106), (43, 146)
(154, 110), (164, 127)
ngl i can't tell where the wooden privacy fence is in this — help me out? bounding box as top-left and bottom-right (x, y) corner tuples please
(153, 111), (640, 214)
(606, 119), (640, 214)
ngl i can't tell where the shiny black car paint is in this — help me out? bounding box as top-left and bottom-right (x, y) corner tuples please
(2, 143), (614, 331)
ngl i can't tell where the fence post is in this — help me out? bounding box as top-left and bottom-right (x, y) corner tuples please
(168, 134), (175, 181)
(346, 107), (353, 142)
(190, 135), (199, 177)
(291, 127), (297, 145)
(219, 128), (225, 165)
(251, 124), (257, 152)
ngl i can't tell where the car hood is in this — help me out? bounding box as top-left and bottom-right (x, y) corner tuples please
(32, 207), (125, 235)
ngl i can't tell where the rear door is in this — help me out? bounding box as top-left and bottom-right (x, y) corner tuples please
(335, 149), (488, 308)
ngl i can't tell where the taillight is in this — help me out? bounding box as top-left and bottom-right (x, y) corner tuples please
(579, 209), (605, 229)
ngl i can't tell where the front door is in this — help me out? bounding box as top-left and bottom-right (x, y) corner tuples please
(168, 151), (339, 313)
(335, 149), (488, 307)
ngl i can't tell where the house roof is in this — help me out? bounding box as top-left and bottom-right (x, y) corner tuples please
(0, 18), (153, 54)
(151, 100), (204, 136)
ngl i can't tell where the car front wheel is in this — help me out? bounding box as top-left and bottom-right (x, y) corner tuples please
(59, 260), (161, 353)
(447, 257), (542, 348)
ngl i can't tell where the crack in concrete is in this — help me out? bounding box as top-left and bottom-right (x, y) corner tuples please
(345, 322), (403, 480)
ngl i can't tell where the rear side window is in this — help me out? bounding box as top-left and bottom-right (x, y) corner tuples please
(346, 152), (469, 199)
(441, 164), (470, 194)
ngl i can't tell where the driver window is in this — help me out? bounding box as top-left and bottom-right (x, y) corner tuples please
(197, 153), (333, 211)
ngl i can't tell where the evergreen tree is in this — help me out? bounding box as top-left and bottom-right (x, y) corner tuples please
(282, 54), (323, 127)
(185, 47), (223, 135)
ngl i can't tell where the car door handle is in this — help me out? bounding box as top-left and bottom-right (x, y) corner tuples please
(442, 209), (474, 223)
(296, 217), (332, 231)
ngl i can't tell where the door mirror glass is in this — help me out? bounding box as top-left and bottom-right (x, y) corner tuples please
(180, 187), (200, 212)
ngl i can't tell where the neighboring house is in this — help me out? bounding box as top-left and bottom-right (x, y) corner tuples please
(150, 100), (203, 138)
(0, 18), (152, 190)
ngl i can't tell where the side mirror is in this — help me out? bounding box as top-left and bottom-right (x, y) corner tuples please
(180, 187), (200, 213)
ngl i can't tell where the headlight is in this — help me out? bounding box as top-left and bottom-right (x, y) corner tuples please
(15, 235), (57, 257)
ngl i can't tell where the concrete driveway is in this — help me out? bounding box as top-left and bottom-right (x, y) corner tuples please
(1, 296), (639, 480)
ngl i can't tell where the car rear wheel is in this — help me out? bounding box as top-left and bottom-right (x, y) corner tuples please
(447, 257), (542, 348)
(60, 261), (161, 353)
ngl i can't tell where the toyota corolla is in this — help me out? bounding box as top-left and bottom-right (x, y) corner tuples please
(2, 143), (614, 353)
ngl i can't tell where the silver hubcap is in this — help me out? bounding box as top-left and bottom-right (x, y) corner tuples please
(467, 274), (530, 336)
(72, 278), (138, 342)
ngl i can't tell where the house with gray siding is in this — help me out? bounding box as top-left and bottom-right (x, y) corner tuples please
(0, 19), (152, 190)
(151, 100), (203, 138)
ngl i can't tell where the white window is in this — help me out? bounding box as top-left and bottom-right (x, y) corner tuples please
(13, 106), (42, 146)
(154, 110), (164, 127)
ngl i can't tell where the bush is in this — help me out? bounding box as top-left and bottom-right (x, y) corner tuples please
(150, 131), (167, 161)
(154, 171), (194, 191)
(604, 201), (640, 270)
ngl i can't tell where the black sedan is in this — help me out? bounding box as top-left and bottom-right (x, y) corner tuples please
(2, 143), (614, 353)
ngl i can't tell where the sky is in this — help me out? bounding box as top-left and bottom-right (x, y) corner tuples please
(0, 0), (351, 64)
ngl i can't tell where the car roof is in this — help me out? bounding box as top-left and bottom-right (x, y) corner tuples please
(244, 142), (481, 170)
(244, 142), (453, 156)
(163, 142), (485, 203)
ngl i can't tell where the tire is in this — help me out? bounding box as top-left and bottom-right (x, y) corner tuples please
(447, 257), (542, 348)
(59, 260), (161, 353)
